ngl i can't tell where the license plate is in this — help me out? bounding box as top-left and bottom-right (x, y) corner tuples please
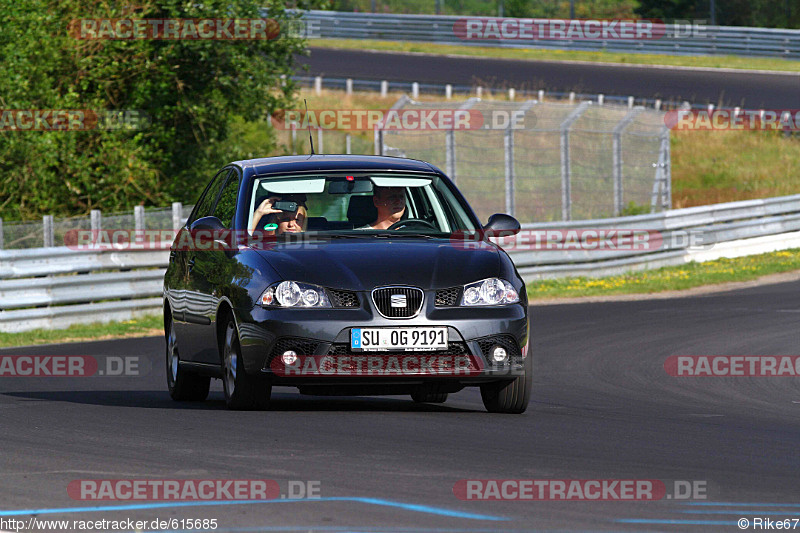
(351, 327), (448, 351)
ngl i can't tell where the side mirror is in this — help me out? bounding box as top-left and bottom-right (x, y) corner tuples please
(188, 216), (237, 256)
(190, 216), (225, 232)
(483, 213), (521, 238)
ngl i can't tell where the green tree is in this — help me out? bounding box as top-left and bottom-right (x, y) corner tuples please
(0, 0), (306, 220)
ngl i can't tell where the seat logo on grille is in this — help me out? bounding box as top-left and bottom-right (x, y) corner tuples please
(390, 294), (407, 308)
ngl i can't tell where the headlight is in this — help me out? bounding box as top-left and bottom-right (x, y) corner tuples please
(259, 281), (331, 308)
(461, 278), (519, 306)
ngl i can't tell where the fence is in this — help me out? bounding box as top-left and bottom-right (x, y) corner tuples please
(0, 203), (193, 250)
(299, 10), (800, 59)
(376, 96), (670, 222)
(3, 194), (800, 332)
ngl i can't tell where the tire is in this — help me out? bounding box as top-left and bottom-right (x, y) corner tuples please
(411, 384), (448, 403)
(166, 315), (210, 401)
(221, 316), (271, 410)
(480, 353), (532, 414)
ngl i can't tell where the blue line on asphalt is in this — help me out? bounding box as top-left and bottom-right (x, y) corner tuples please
(684, 502), (800, 508)
(0, 497), (509, 522)
(616, 519), (736, 525)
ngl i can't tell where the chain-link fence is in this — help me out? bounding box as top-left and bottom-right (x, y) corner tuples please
(0, 204), (194, 250)
(377, 97), (671, 223)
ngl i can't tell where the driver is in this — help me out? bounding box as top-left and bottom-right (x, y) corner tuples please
(358, 186), (406, 230)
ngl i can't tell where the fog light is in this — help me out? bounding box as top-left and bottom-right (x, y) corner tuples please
(491, 346), (508, 363)
(281, 351), (298, 365)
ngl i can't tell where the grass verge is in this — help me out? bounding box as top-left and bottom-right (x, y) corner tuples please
(0, 314), (163, 349)
(311, 39), (800, 73)
(527, 248), (800, 300)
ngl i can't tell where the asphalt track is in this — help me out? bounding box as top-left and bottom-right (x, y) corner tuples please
(299, 48), (800, 108)
(3, 279), (800, 531)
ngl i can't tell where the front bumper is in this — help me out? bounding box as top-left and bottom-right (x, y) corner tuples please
(236, 297), (528, 386)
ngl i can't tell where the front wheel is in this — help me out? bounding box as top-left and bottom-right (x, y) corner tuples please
(166, 316), (210, 401)
(480, 354), (532, 414)
(221, 317), (271, 410)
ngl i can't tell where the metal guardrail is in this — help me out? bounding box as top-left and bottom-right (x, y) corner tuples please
(2, 194), (800, 331)
(301, 10), (800, 60)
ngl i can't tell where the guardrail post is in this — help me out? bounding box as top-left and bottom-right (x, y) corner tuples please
(374, 126), (383, 155)
(90, 209), (102, 233)
(504, 128), (515, 217)
(598, 94), (604, 105)
(569, 92), (575, 103)
(346, 78), (353, 95)
(445, 130), (455, 180)
(317, 127), (324, 154)
(663, 131), (672, 209)
(411, 82), (419, 99)
(476, 86), (483, 98)
(291, 126), (297, 155)
(651, 135), (670, 213)
(172, 202), (183, 231)
(134, 205), (145, 232)
(559, 101), (591, 221)
(346, 133), (352, 154)
(538, 90), (544, 102)
(445, 84), (452, 100)
(380, 80), (388, 98)
(314, 76), (322, 95)
(628, 96), (635, 108)
(508, 88), (515, 101)
(0, 218), (4, 250)
(655, 99), (662, 111)
(612, 109), (644, 216)
(43, 215), (54, 247)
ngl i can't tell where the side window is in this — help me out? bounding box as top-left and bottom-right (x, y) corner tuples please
(188, 169), (230, 224)
(212, 171), (240, 228)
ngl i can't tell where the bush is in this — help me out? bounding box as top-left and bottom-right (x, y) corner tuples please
(0, 0), (307, 220)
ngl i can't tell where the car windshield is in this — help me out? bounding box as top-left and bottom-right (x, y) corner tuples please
(247, 172), (478, 235)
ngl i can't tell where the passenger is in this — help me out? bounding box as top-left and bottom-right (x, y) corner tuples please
(359, 186), (406, 230)
(250, 195), (307, 235)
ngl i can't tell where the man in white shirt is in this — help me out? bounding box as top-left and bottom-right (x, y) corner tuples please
(358, 186), (406, 230)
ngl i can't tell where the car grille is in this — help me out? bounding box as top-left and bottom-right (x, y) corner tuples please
(329, 289), (359, 308)
(371, 286), (423, 318)
(435, 287), (462, 307)
(476, 335), (522, 365)
(327, 341), (471, 356)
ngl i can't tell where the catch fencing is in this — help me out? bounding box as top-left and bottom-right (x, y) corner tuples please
(376, 96), (671, 222)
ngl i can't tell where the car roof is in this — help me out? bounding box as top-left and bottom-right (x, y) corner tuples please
(231, 154), (442, 176)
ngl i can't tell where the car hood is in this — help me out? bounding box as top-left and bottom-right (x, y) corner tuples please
(251, 237), (501, 290)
